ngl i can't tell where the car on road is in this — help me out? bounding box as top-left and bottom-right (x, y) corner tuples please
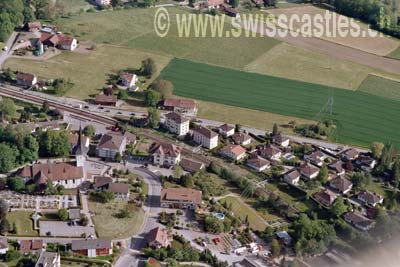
(98, 106), (104, 109)
(2, 46), (8, 51)
(84, 105), (89, 109)
(117, 111), (122, 114)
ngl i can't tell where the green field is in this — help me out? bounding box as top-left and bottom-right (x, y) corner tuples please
(358, 75), (400, 101)
(388, 46), (400, 60)
(7, 211), (38, 237)
(160, 58), (400, 147)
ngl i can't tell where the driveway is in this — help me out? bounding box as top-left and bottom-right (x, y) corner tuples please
(0, 31), (18, 68)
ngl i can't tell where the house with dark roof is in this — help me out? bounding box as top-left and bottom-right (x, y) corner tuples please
(259, 145), (281, 161)
(232, 132), (252, 146)
(179, 158), (204, 174)
(329, 161), (345, 176)
(220, 144), (247, 161)
(246, 156), (270, 172)
(147, 227), (171, 249)
(218, 123), (235, 137)
(160, 188), (202, 209)
(304, 150), (326, 166)
(299, 163), (320, 180)
(16, 72), (37, 88)
(284, 169), (301, 185)
(71, 238), (112, 258)
(193, 126), (218, 149)
(164, 112), (190, 136)
(313, 188), (337, 206)
(272, 133), (290, 147)
(329, 176), (353, 194)
(358, 190), (384, 207)
(95, 94), (117, 106)
(355, 155), (377, 172)
(119, 72), (138, 91)
(341, 148), (359, 161)
(0, 236), (8, 255)
(97, 131), (136, 159)
(92, 176), (130, 199)
(19, 239), (43, 254)
(150, 142), (181, 166)
(160, 98), (197, 116)
(344, 211), (375, 231)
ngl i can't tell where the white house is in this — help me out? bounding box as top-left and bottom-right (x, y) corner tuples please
(232, 132), (252, 146)
(58, 36), (77, 51)
(120, 72), (138, 91)
(260, 145), (282, 161)
(220, 144), (246, 161)
(97, 131), (136, 159)
(284, 169), (301, 185)
(0, 237), (8, 255)
(164, 112), (190, 136)
(150, 142), (181, 166)
(304, 150), (326, 166)
(218, 124), (235, 137)
(95, 0), (112, 6)
(246, 156), (270, 172)
(299, 164), (320, 180)
(272, 133), (290, 147)
(193, 126), (218, 149)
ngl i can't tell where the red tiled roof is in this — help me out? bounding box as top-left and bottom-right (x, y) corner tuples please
(150, 142), (181, 157)
(18, 162), (84, 182)
(161, 188), (202, 205)
(163, 98), (196, 109)
(193, 126), (218, 139)
(220, 144), (246, 158)
(165, 112), (189, 124)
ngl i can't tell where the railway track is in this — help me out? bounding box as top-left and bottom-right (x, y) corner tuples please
(0, 86), (117, 126)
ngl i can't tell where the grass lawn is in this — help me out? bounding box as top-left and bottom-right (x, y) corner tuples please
(4, 46), (172, 100)
(160, 58), (400, 147)
(388, 46), (400, 60)
(265, 182), (313, 212)
(357, 74), (400, 101)
(7, 211), (38, 237)
(88, 199), (145, 239)
(219, 196), (273, 231)
(0, 42), (4, 50)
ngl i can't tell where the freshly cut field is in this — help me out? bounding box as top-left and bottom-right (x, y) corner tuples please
(358, 75), (400, 101)
(57, 7), (280, 69)
(388, 47), (400, 60)
(4, 46), (172, 99)
(160, 58), (400, 147)
(268, 6), (399, 56)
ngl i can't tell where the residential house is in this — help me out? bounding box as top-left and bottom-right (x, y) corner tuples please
(275, 231), (293, 246)
(26, 21), (41, 32)
(93, 177), (130, 199)
(358, 190), (384, 207)
(207, 0), (225, 8)
(21, 121), (61, 134)
(95, 94), (117, 106)
(232, 132), (252, 146)
(222, 4), (240, 18)
(19, 239), (43, 254)
(159, 98), (198, 116)
(341, 148), (359, 161)
(119, 72), (138, 91)
(95, 0), (112, 6)
(16, 72), (37, 88)
(97, 131), (136, 159)
(246, 156), (271, 172)
(299, 163), (319, 179)
(355, 155), (377, 172)
(329, 176), (353, 194)
(71, 238), (112, 258)
(160, 188), (202, 209)
(272, 133), (290, 147)
(58, 35), (77, 51)
(344, 211), (375, 231)
(329, 161), (345, 176)
(93, 176), (113, 190)
(193, 126), (218, 149)
(179, 158), (205, 174)
(304, 150), (326, 166)
(164, 112), (190, 136)
(218, 123), (235, 137)
(147, 227), (171, 249)
(220, 144), (247, 161)
(259, 145), (281, 161)
(149, 142), (181, 166)
(283, 169), (301, 185)
(17, 162), (85, 189)
(313, 188), (337, 206)
(0, 237), (8, 255)
(35, 251), (60, 267)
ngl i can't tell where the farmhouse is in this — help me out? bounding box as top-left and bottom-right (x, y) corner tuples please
(299, 163), (319, 180)
(95, 0), (112, 6)
(329, 161), (345, 176)
(119, 72), (138, 91)
(35, 251), (60, 267)
(160, 98), (198, 116)
(147, 227), (171, 249)
(26, 21), (41, 32)
(358, 190), (384, 207)
(220, 144), (247, 161)
(160, 188), (202, 209)
(19, 239), (43, 254)
(149, 142), (181, 167)
(17, 161), (85, 189)
(329, 176), (353, 194)
(272, 133), (290, 147)
(341, 148), (359, 161)
(58, 35), (77, 51)
(95, 94), (117, 106)
(16, 72), (37, 88)
(164, 112), (190, 136)
(344, 212), (374, 231)
(284, 169), (301, 185)
(193, 126), (218, 149)
(218, 123), (235, 137)
(71, 238), (112, 258)
(179, 158), (205, 174)
(246, 156), (271, 172)
(355, 155), (376, 172)
(232, 132), (252, 146)
(259, 145), (281, 161)
(97, 131), (136, 159)
(0, 237), (8, 255)
(313, 188), (337, 206)
(304, 150), (326, 166)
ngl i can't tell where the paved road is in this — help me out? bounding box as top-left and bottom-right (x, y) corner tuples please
(0, 32), (18, 68)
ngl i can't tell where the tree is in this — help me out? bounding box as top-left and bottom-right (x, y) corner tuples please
(151, 80), (174, 99)
(0, 12), (14, 42)
(173, 165), (183, 179)
(114, 152), (122, 162)
(0, 199), (8, 221)
(331, 197), (347, 216)
(118, 90), (129, 100)
(0, 178), (6, 190)
(229, 0), (239, 7)
(141, 58), (156, 77)
(103, 86), (114, 96)
(83, 125), (96, 138)
(0, 218), (10, 234)
(38, 130), (70, 157)
(143, 0), (156, 7)
(58, 208), (69, 221)
(204, 216), (223, 233)
(272, 123), (279, 136)
(0, 143), (19, 172)
(317, 164), (328, 184)
(0, 98), (17, 121)
(180, 174), (194, 188)
(271, 239), (281, 257)
(80, 214), (89, 226)
(235, 124), (241, 133)
(7, 177), (25, 192)
(144, 89), (161, 107)
(147, 107), (160, 129)
(41, 100), (50, 113)
(371, 142), (385, 159)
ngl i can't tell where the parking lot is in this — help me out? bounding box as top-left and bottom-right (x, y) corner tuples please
(39, 221), (96, 237)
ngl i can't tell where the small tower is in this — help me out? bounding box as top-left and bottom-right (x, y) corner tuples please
(74, 125), (86, 168)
